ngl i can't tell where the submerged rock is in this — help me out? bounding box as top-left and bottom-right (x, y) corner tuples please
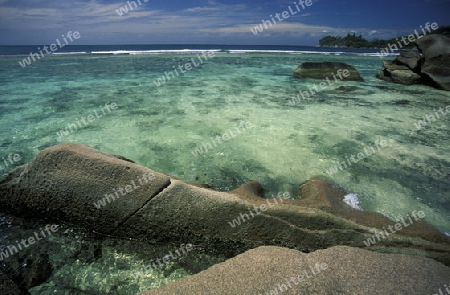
(0, 270), (26, 295)
(23, 254), (52, 290)
(139, 246), (450, 295)
(376, 60), (422, 85)
(294, 62), (364, 81)
(336, 85), (362, 92)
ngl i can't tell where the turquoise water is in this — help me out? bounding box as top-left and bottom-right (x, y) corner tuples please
(0, 214), (222, 294)
(0, 50), (449, 235)
(1, 48), (450, 293)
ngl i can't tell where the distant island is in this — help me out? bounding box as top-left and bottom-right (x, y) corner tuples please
(318, 25), (450, 48)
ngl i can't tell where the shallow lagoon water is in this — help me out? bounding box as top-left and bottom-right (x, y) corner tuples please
(0, 47), (449, 292)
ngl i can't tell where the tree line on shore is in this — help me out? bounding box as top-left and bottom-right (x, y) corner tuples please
(318, 26), (450, 48)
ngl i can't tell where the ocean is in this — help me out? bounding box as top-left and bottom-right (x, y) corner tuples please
(0, 44), (449, 293)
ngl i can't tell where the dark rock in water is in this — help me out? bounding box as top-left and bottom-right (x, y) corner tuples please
(24, 254), (53, 289)
(1, 251), (53, 291)
(335, 85), (373, 95)
(396, 50), (421, 71)
(392, 100), (410, 105)
(376, 34), (450, 91)
(0, 144), (449, 268)
(0, 271), (26, 295)
(375, 85), (392, 90)
(376, 60), (422, 85)
(294, 62), (364, 81)
(336, 86), (361, 92)
(139, 246), (450, 295)
(75, 243), (102, 263)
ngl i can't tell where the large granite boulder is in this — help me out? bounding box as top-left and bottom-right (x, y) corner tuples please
(416, 35), (450, 90)
(416, 34), (450, 60)
(420, 54), (450, 90)
(294, 62), (364, 81)
(396, 50), (421, 71)
(376, 60), (422, 85)
(0, 143), (449, 266)
(377, 34), (450, 90)
(0, 143), (170, 233)
(140, 246), (450, 295)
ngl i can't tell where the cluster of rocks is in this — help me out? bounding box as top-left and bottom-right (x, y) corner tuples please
(0, 143), (449, 294)
(292, 34), (449, 91)
(376, 34), (450, 90)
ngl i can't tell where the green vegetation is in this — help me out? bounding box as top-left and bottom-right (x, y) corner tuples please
(318, 26), (450, 48)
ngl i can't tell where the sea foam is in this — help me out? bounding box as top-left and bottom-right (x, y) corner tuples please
(343, 193), (363, 210)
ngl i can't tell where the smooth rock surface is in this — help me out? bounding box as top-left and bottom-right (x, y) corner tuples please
(376, 60), (422, 85)
(396, 50), (421, 70)
(421, 54), (450, 90)
(416, 34), (450, 60)
(140, 246), (450, 295)
(296, 178), (449, 245)
(294, 62), (364, 81)
(0, 143), (170, 233)
(0, 144), (449, 265)
(416, 35), (450, 90)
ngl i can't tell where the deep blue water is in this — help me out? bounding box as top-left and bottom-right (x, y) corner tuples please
(0, 44), (383, 56)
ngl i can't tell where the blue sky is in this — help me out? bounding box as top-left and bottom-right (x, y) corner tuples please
(0, 0), (449, 45)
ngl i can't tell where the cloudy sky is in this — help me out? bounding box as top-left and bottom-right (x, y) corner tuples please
(0, 0), (448, 45)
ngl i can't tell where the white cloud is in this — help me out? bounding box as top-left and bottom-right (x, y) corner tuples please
(0, 0), (410, 44)
(203, 22), (351, 35)
(183, 6), (220, 13)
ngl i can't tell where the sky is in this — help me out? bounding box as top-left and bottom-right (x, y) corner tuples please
(0, 0), (449, 46)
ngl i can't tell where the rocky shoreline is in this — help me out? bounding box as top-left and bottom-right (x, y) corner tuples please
(0, 143), (449, 294)
(376, 34), (450, 90)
